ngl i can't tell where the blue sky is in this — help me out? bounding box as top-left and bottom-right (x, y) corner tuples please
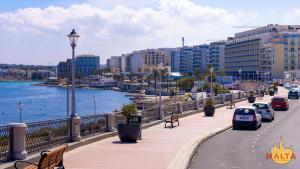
(0, 0), (300, 65)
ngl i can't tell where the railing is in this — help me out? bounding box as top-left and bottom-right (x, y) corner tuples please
(114, 112), (126, 127)
(164, 103), (177, 116)
(80, 114), (107, 138)
(142, 107), (158, 123)
(0, 126), (9, 163)
(25, 119), (69, 154)
(183, 101), (195, 112)
(214, 96), (223, 105)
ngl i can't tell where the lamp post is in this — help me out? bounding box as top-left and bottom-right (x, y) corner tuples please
(210, 67), (214, 99)
(68, 29), (81, 142)
(67, 69), (69, 117)
(238, 69), (242, 90)
(158, 63), (163, 119)
(256, 71), (259, 90)
(18, 101), (23, 123)
(238, 69), (242, 82)
(93, 96), (96, 115)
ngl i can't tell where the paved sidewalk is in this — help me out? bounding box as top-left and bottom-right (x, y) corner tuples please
(64, 88), (287, 169)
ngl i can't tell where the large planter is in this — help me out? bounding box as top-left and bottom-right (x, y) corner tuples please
(269, 90), (275, 96)
(204, 105), (215, 116)
(248, 96), (256, 103)
(117, 124), (141, 143)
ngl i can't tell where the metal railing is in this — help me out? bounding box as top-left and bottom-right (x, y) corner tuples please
(80, 114), (107, 138)
(164, 103), (177, 116)
(25, 119), (69, 154)
(0, 126), (9, 163)
(214, 96), (223, 105)
(183, 101), (195, 112)
(142, 107), (158, 123)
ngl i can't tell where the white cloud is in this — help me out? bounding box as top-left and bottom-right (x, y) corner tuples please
(0, 0), (259, 64)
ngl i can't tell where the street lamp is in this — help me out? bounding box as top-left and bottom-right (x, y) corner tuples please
(68, 29), (81, 142)
(93, 96), (96, 115)
(68, 29), (80, 117)
(256, 71), (259, 90)
(210, 67), (214, 99)
(18, 101), (23, 123)
(158, 62), (163, 119)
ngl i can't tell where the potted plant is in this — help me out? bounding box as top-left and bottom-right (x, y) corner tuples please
(117, 104), (141, 142)
(204, 98), (215, 116)
(269, 89), (274, 96)
(248, 91), (256, 103)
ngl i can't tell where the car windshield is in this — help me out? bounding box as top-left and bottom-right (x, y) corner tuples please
(234, 108), (255, 115)
(272, 98), (285, 101)
(253, 104), (269, 109)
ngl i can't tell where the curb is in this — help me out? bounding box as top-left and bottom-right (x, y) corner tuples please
(167, 125), (232, 169)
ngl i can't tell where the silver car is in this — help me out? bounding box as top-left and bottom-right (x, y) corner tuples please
(253, 102), (275, 121)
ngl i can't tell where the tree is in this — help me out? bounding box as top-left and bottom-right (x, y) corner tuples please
(177, 77), (194, 92)
(152, 69), (160, 97)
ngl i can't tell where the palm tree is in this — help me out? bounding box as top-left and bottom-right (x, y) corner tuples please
(152, 69), (160, 101)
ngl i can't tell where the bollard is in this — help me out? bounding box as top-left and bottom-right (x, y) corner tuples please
(177, 102), (183, 114)
(158, 106), (164, 120)
(9, 123), (27, 160)
(106, 113), (115, 132)
(70, 114), (81, 142)
(195, 100), (200, 110)
(221, 94), (226, 104)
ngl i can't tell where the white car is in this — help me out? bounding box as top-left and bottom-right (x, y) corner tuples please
(284, 83), (291, 89)
(253, 102), (275, 121)
(232, 106), (262, 130)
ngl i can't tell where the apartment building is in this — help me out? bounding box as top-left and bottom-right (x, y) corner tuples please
(75, 55), (100, 77)
(208, 41), (226, 72)
(225, 24), (300, 79)
(171, 48), (180, 72)
(107, 55), (128, 74)
(180, 45), (209, 74)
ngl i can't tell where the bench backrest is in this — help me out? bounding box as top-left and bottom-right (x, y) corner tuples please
(171, 114), (179, 121)
(38, 145), (68, 169)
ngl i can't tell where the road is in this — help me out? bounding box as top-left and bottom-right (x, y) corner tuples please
(190, 99), (300, 169)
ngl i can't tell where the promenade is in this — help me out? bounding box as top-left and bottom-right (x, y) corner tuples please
(64, 87), (287, 169)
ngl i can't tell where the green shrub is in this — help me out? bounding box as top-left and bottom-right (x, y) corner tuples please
(121, 104), (137, 124)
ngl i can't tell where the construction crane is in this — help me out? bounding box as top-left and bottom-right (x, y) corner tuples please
(206, 39), (225, 42)
(232, 26), (261, 29)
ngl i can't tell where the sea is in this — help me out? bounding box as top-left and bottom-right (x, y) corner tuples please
(0, 81), (130, 125)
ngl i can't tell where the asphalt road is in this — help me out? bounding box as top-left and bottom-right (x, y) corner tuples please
(190, 99), (300, 169)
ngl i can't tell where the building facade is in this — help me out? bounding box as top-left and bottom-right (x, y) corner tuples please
(171, 49), (180, 72)
(225, 24), (300, 79)
(75, 55), (100, 77)
(208, 41), (226, 72)
(179, 45), (209, 74)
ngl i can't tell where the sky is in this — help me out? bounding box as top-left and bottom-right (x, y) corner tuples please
(0, 0), (300, 65)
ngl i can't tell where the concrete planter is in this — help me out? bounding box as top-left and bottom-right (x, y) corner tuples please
(204, 105), (215, 117)
(117, 124), (141, 143)
(248, 96), (256, 103)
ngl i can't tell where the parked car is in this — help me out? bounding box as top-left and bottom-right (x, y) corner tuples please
(232, 106), (262, 130)
(271, 96), (289, 111)
(284, 83), (291, 89)
(290, 84), (298, 92)
(288, 90), (299, 99)
(253, 102), (275, 121)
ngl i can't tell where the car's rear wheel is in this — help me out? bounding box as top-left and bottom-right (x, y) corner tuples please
(232, 125), (238, 130)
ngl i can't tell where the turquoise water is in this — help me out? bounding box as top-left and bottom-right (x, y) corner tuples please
(0, 81), (130, 125)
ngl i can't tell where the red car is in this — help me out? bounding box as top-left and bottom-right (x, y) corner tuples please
(271, 96), (289, 111)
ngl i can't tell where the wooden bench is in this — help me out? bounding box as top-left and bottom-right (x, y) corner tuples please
(227, 100), (235, 109)
(14, 145), (68, 169)
(164, 114), (180, 128)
